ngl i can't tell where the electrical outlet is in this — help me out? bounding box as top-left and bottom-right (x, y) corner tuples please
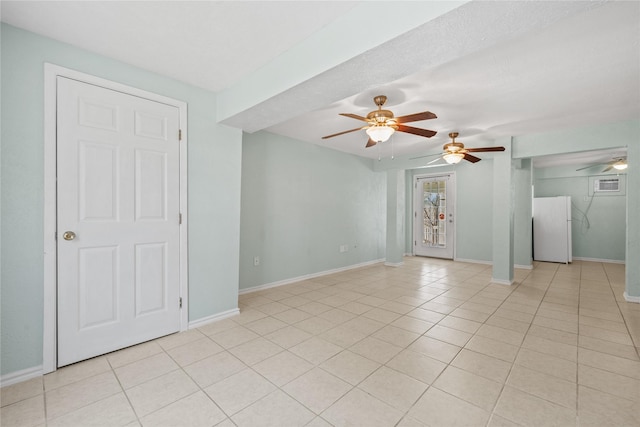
(253, 256), (260, 266)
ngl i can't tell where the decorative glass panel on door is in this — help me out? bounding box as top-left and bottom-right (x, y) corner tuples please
(422, 179), (447, 248)
(414, 174), (455, 259)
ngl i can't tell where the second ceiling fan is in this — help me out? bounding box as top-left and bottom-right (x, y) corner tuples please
(414, 132), (505, 165)
(576, 157), (627, 172)
(322, 95), (438, 148)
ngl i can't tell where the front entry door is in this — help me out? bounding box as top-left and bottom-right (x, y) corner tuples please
(413, 174), (455, 259)
(56, 77), (181, 367)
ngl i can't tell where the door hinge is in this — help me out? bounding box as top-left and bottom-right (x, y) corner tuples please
(179, 297), (183, 308)
(178, 129), (182, 141)
(55, 231), (58, 241)
(414, 240), (417, 246)
(179, 213), (182, 224)
(414, 211), (417, 218)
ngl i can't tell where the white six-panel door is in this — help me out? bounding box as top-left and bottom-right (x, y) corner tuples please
(56, 77), (181, 367)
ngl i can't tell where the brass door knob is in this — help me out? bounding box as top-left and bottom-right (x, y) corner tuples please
(63, 231), (76, 241)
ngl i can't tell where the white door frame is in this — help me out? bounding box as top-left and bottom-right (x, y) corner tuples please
(43, 63), (189, 374)
(413, 172), (456, 259)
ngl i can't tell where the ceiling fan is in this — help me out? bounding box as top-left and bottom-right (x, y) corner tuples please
(576, 157), (627, 172)
(415, 132), (506, 165)
(322, 95), (437, 148)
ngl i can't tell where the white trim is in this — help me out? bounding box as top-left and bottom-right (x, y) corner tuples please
(188, 308), (240, 329)
(384, 261), (404, 267)
(623, 292), (640, 303)
(43, 63), (189, 375)
(239, 259), (384, 295)
(491, 277), (515, 286)
(454, 258), (533, 270)
(413, 172), (457, 260)
(43, 64), (58, 376)
(0, 365), (43, 388)
(572, 256), (625, 264)
(454, 258), (492, 265)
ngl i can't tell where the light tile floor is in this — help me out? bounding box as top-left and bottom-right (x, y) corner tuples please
(2, 257), (640, 426)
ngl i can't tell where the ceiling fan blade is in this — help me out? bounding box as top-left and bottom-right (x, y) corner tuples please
(322, 127), (364, 139)
(339, 113), (368, 122)
(395, 111), (437, 123)
(365, 138), (377, 148)
(463, 153), (482, 163)
(396, 124), (437, 138)
(576, 163), (601, 171)
(427, 156), (443, 165)
(465, 146), (506, 152)
(602, 165), (614, 172)
(409, 153), (442, 160)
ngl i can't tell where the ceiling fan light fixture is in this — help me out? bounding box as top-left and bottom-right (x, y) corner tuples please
(366, 124), (395, 143)
(443, 152), (464, 164)
(613, 160), (628, 170)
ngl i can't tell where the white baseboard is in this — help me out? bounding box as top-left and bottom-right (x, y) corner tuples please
(491, 277), (515, 286)
(573, 257), (625, 264)
(238, 259), (385, 295)
(454, 258), (532, 270)
(384, 261), (404, 267)
(3, 309), (241, 388)
(1, 365), (43, 388)
(454, 258), (492, 265)
(188, 308), (240, 329)
(623, 292), (640, 303)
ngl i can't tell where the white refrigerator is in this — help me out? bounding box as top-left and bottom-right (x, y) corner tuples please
(533, 196), (572, 264)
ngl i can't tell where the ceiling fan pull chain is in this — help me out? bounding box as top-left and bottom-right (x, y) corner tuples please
(391, 135), (395, 160)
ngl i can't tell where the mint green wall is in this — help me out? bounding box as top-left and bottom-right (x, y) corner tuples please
(492, 138), (514, 283)
(406, 157), (531, 267)
(386, 170), (405, 265)
(455, 160), (494, 262)
(515, 120), (639, 298)
(513, 159), (533, 267)
(380, 121), (638, 294)
(534, 169), (626, 261)
(625, 138), (640, 298)
(405, 161), (494, 262)
(1, 24), (242, 376)
(239, 132), (386, 290)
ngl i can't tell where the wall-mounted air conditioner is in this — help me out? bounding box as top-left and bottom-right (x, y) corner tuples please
(594, 178), (620, 192)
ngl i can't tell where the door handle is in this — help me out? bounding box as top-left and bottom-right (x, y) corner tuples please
(62, 231), (76, 241)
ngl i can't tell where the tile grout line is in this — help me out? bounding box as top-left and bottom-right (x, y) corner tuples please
(603, 263), (640, 359)
(26, 259), (638, 426)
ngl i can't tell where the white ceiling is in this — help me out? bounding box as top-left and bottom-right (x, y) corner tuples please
(2, 1), (639, 168)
